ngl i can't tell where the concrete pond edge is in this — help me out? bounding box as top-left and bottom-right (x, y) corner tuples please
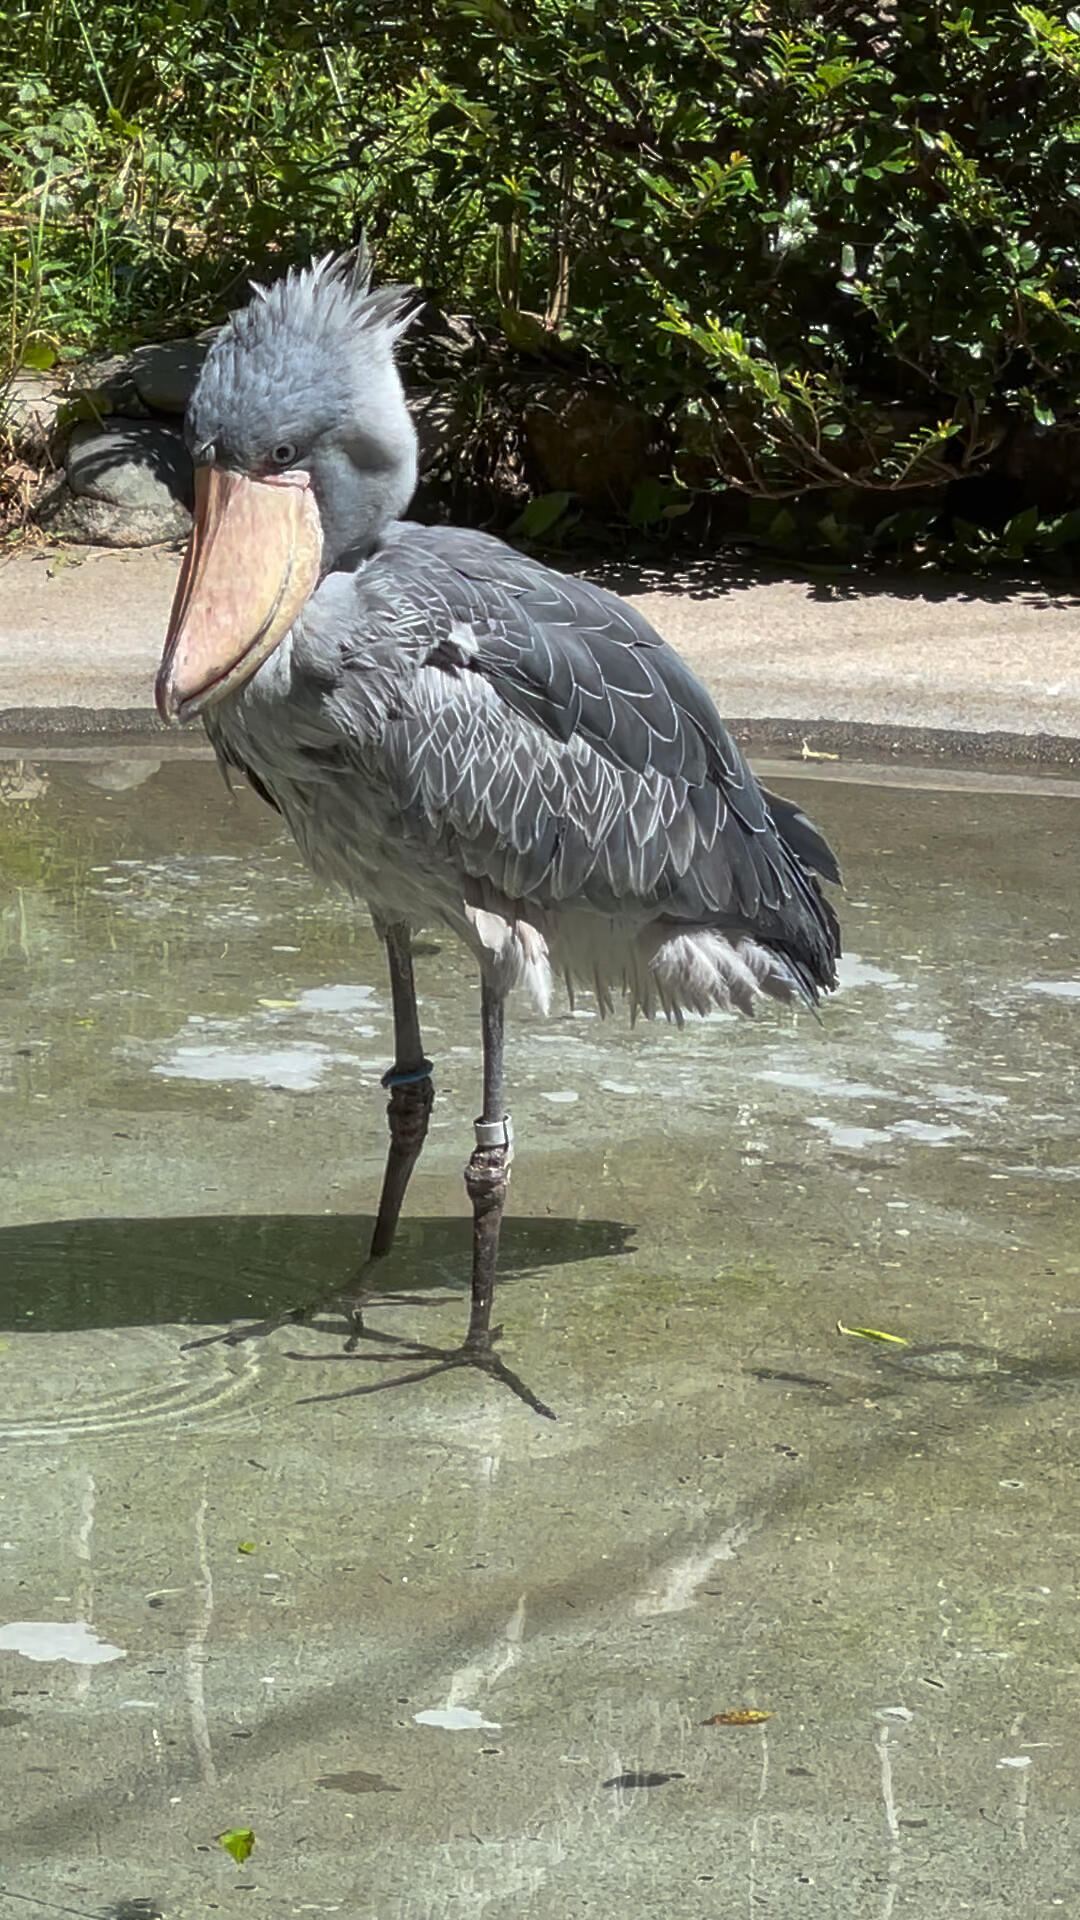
(2, 706), (1079, 779)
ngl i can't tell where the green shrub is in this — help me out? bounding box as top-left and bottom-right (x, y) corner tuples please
(6, 2), (1080, 560)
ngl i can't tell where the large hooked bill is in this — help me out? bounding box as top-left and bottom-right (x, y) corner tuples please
(155, 465), (323, 724)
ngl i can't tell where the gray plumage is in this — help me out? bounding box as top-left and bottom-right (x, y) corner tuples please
(157, 253), (845, 1400)
(190, 257), (841, 1025)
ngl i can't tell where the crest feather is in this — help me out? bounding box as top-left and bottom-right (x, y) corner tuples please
(358, 281), (422, 340)
(223, 251), (420, 362)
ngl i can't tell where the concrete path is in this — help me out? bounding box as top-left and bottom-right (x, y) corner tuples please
(2, 542), (1080, 761)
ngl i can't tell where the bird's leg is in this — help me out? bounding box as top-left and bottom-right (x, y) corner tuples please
(462, 979), (512, 1353)
(281, 969), (553, 1415)
(185, 925), (433, 1353)
(187, 944), (551, 1412)
(370, 922), (433, 1261)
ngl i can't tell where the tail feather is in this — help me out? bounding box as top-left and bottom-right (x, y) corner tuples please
(649, 929), (813, 1023)
(762, 787), (842, 886)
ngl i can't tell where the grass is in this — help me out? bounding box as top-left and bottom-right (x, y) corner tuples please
(1, 0), (409, 378)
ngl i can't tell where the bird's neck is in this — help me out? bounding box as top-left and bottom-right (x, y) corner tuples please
(312, 422), (418, 575)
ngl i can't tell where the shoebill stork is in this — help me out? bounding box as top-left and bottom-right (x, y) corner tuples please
(155, 254), (841, 1408)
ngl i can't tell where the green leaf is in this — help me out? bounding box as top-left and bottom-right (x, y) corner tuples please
(217, 1828), (256, 1865)
(840, 243), (856, 279)
(1003, 505), (1040, 553)
(1036, 506), (1080, 549)
(512, 491), (573, 539)
(236, 1540), (258, 1555)
(836, 1323), (909, 1346)
(628, 477), (690, 525)
(20, 341), (56, 371)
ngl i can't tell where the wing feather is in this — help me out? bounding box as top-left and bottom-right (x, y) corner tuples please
(300, 524), (839, 990)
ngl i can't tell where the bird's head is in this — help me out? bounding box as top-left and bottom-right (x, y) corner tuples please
(156, 251), (419, 724)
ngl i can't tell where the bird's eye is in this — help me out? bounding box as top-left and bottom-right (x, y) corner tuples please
(271, 440), (298, 468)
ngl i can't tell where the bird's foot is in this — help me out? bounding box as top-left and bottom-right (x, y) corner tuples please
(179, 1278), (553, 1417)
(284, 1318), (555, 1421)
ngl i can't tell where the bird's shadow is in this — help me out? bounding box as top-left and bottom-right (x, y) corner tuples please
(3, 1211), (635, 1420)
(0, 1210), (634, 1335)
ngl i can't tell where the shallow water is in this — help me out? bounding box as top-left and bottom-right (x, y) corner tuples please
(1, 749), (1078, 1917)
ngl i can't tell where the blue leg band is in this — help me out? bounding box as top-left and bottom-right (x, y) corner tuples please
(381, 1059), (434, 1089)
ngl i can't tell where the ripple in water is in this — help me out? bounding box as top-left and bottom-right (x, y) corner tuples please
(0, 1335), (264, 1445)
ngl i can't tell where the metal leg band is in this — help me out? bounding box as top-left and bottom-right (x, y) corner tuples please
(381, 1059), (434, 1089)
(474, 1113), (513, 1151)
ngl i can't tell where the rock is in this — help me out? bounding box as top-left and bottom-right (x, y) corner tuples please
(64, 338), (209, 419)
(41, 489), (191, 546)
(522, 385), (657, 508)
(3, 370), (65, 458)
(66, 417), (193, 509)
(67, 352), (148, 418)
(129, 339), (209, 413)
(41, 417), (193, 545)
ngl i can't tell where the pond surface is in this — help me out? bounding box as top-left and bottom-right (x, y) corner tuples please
(1, 748), (1078, 1918)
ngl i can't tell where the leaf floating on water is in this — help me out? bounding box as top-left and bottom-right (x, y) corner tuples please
(602, 1770), (685, 1789)
(836, 1322), (909, 1346)
(800, 739), (840, 761)
(702, 1709), (774, 1727)
(316, 1770), (401, 1794)
(217, 1827), (255, 1864)
(236, 1541), (258, 1554)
